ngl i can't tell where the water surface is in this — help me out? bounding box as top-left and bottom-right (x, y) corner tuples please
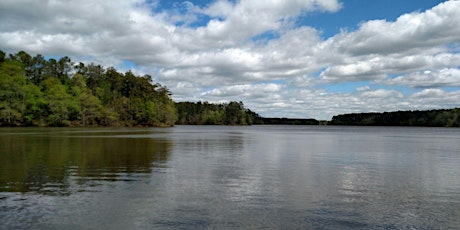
(1, 126), (459, 229)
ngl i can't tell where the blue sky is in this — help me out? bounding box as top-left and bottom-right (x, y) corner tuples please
(299, 0), (445, 38)
(0, 0), (459, 119)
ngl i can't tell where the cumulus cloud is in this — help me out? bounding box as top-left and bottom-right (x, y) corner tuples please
(408, 89), (460, 109)
(197, 0), (341, 43)
(330, 1), (460, 56)
(383, 68), (460, 88)
(0, 0), (459, 119)
(201, 83), (282, 98)
(319, 52), (460, 83)
(319, 1), (460, 83)
(319, 59), (388, 82)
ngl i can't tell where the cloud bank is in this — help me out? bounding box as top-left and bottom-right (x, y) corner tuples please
(1, 0), (459, 119)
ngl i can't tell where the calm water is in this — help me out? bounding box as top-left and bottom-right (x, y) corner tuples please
(1, 126), (460, 229)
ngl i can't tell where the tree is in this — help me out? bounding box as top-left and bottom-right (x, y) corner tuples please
(0, 50), (5, 62)
(225, 101), (246, 125)
(70, 74), (103, 126)
(175, 101), (257, 125)
(42, 77), (73, 126)
(0, 60), (27, 126)
(29, 54), (47, 85)
(100, 67), (123, 108)
(22, 83), (46, 126)
(58, 56), (73, 80)
(154, 85), (177, 126)
(15, 51), (32, 66)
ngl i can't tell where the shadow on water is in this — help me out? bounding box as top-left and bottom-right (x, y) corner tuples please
(0, 128), (172, 195)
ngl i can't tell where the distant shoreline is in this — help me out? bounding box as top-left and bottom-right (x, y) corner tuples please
(329, 108), (459, 127)
(259, 108), (459, 127)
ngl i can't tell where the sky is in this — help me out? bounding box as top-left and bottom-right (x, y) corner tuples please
(1, 0), (459, 119)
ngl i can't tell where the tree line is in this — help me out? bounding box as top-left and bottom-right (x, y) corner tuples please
(0, 50), (176, 126)
(0, 50), (262, 127)
(175, 101), (263, 125)
(331, 108), (460, 127)
(3, 50), (458, 128)
(261, 117), (320, 125)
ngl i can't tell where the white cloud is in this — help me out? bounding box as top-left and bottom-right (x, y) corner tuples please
(197, 0), (342, 43)
(411, 88), (445, 98)
(202, 0), (234, 18)
(319, 59), (387, 82)
(330, 1), (460, 56)
(318, 1), (460, 83)
(408, 89), (460, 109)
(318, 52), (460, 83)
(356, 86), (371, 92)
(361, 89), (403, 99)
(202, 83), (282, 96)
(383, 68), (460, 88)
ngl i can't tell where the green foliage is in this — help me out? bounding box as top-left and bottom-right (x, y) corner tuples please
(0, 60), (28, 125)
(42, 77), (73, 126)
(0, 50), (5, 62)
(1, 50), (264, 127)
(70, 74), (103, 126)
(175, 101), (262, 125)
(23, 83), (46, 125)
(0, 50), (178, 127)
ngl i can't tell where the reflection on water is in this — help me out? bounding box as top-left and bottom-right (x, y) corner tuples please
(0, 128), (172, 195)
(1, 126), (460, 229)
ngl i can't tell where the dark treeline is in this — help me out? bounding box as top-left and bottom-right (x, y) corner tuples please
(331, 108), (460, 127)
(261, 117), (319, 125)
(175, 101), (263, 125)
(0, 50), (177, 127)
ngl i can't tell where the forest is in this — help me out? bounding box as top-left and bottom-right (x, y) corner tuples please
(261, 117), (320, 125)
(331, 108), (460, 127)
(0, 50), (258, 127)
(175, 101), (263, 125)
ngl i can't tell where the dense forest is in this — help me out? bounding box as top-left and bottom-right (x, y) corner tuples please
(331, 108), (460, 127)
(175, 101), (263, 125)
(0, 50), (262, 127)
(0, 50), (177, 126)
(261, 117), (320, 125)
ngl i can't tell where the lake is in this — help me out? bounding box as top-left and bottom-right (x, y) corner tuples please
(1, 126), (460, 229)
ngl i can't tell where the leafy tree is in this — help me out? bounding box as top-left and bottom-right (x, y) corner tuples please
(41, 77), (73, 126)
(225, 101), (246, 125)
(84, 63), (105, 94)
(58, 56), (73, 80)
(70, 74), (103, 126)
(175, 101), (259, 125)
(29, 54), (47, 85)
(15, 51), (32, 66)
(22, 83), (46, 125)
(0, 50), (5, 62)
(0, 60), (27, 125)
(99, 67), (123, 108)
